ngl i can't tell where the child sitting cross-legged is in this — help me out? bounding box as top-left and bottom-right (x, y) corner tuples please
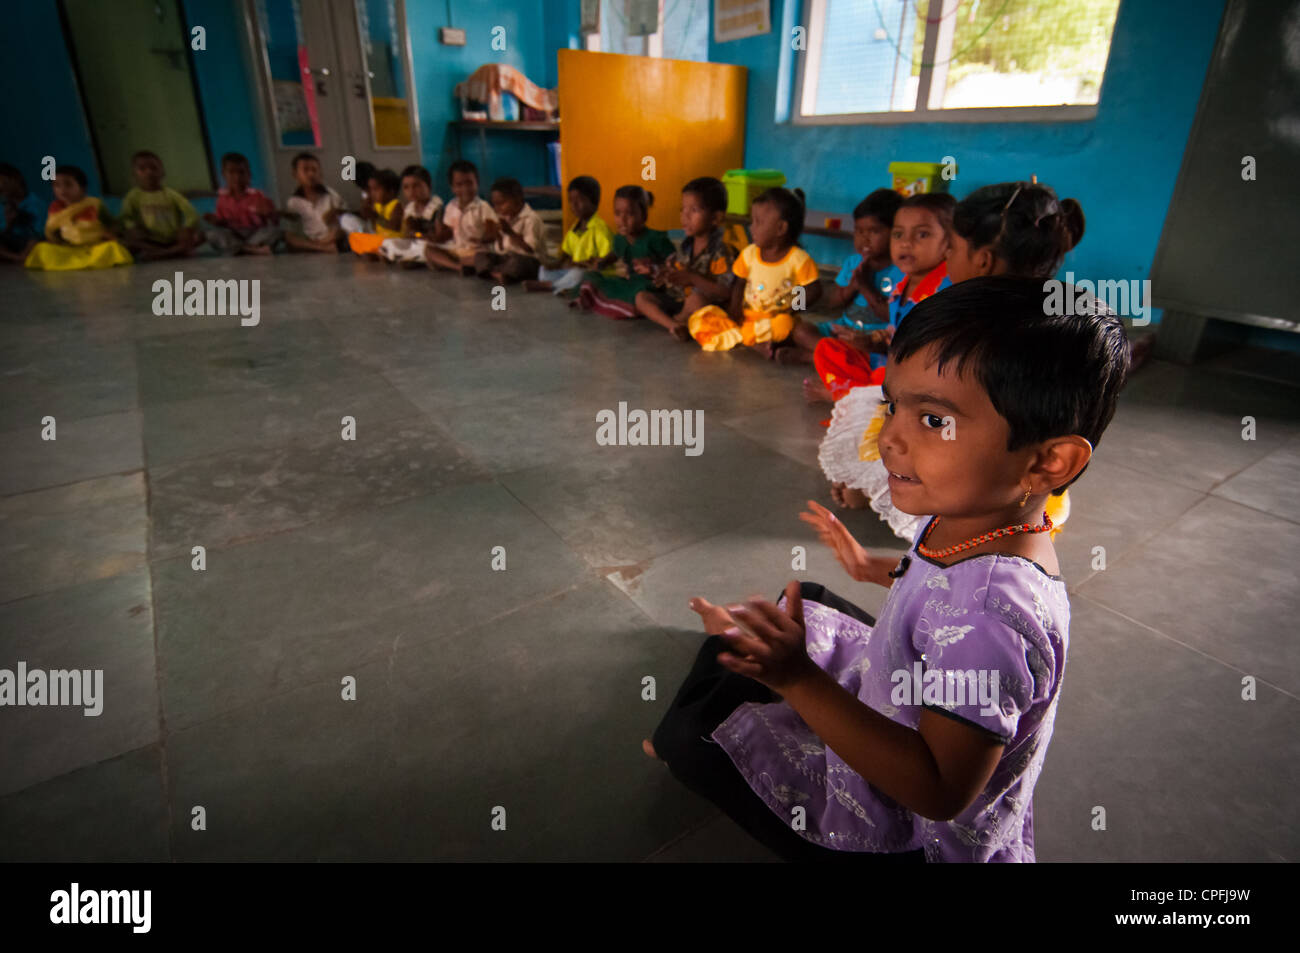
(575, 185), (675, 318)
(471, 177), (547, 282)
(346, 168), (402, 257)
(202, 152), (281, 255)
(24, 165), (132, 271)
(782, 188), (903, 365)
(688, 186), (823, 356)
(120, 150), (202, 260)
(648, 275), (1131, 863)
(426, 159), (498, 273)
(283, 153), (345, 253)
(525, 175), (613, 294)
(378, 165), (443, 265)
(633, 176), (738, 341)
(0, 162), (46, 263)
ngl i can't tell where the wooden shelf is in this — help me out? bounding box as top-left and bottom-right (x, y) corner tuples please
(450, 120), (558, 132)
(725, 210), (853, 239)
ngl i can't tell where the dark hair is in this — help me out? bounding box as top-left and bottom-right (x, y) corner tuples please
(489, 177), (524, 202)
(568, 175), (600, 206)
(131, 150), (161, 165)
(56, 165), (88, 188)
(753, 186), (806, 245)
(898, 192), (956, 233)
(369, 168), (400, 195)
(220, 152), (250, 169)
(854, 188), (903, 227)
(354, 161), (377, 187)
(291, 152), (319, 171)
(400, 165), (433, 187)
(448, 159), (478, 184)
(681, 176), (728, 215)
(889, 276), (1130, 493)
(0, 162), (26, 194)
(952, 182), (1085, 278)
(613, 184), (654, 218)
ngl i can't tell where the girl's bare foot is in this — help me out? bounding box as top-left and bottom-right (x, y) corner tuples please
(523, 279), (551, 292)
(641, 738), (660, 759)
(242, 244), (273, 256)
(689, 597), (734, 635)
(802, 376), (833, 404)
(669, 323), (691, 342)
(775, 345), (809, 365)
(830, 482), (846, 507)
(752, 342), (775, 360)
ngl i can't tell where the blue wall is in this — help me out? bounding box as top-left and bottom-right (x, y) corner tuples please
(708, 0), (1229, 329)
(406, 0), (559, 193)
(0, 0), (266, 214)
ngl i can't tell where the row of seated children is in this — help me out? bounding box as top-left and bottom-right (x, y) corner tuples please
(3, 150), (286, 270)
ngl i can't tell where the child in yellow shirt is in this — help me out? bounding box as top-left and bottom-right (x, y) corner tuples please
(689, 187), (822, 355)
(525, 175), (613, 294)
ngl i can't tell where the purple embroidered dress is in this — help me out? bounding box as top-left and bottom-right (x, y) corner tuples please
(713, 517), (1070, 862)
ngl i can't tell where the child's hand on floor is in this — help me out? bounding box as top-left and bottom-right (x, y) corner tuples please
(800, 500), (874, 582)
(717, 580), (816, 693)
(631, 258), (653, 275)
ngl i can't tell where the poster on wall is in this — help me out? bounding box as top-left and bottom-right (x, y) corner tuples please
(580, 0), (601, 34)
(714, 0), (770, 43)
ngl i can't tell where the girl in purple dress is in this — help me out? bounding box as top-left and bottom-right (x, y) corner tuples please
(648, 277), (1131, 862)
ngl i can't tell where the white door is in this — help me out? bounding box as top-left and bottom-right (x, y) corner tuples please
(247, 0), (422, 204)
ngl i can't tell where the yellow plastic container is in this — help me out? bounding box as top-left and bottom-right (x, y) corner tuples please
(722, 169), (786, 215)
(888, 161), (954, 197)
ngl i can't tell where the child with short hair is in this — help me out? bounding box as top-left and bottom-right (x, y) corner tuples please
(649, 275), (1130, 863)
(634, 176), (737, 340)
(426, 160), (498, 273)
(525, 175), (613, 293)
(472, 177), (547, 282)
(202, 152), (281, 255)
(810, 192), (955, 403)
(24, 165), (133, 270)
(119, 150), (202, 259)
(688, 187), (823, 355)
(821, 182), (1085, 531)
(576, 185), (676, 318)
(783, 189), (903, 364)
(0, 163), (45, 263)
(346, 168), (402, 256)
(378, 165), (443, 264)
(284, 153), (344, 253)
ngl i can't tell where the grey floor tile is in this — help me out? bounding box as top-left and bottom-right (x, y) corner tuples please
(142, 371), (424, 468)
(153, 482), (594, 732)
(1035, 595), (1299, 862)
(1076, 495), (1300, 694)
(499, 428), (841, 568)
(364, 579), (718, 861)
(0, 408), (142, 497)
(0, 746), (169, 861)
(0, 471), (148, 603)
(1211, 438), (1300, 524)
(0, 569), (159, 796)
(148, 415), (487, 558)
(0, 338), (138, 432)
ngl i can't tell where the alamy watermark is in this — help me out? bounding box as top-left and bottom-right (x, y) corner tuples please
(596, 402), (704, 457)
(0, 662), (103, 716)
(890, 662), (1001, 718)
(152, 272), (260, 326)
(1043, 274), (1151, 326)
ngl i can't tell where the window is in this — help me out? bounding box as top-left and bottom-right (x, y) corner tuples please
(795, 0), (1123, 124)
(583, 0), (709, 61)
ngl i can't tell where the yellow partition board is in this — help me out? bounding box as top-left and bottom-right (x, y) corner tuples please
(557, 50), (747, 235)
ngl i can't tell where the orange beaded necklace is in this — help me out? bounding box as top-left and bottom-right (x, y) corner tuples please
(918, 512), (1054, 559)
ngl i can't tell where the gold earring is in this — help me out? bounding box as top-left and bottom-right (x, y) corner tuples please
(1019, 486), (1031, 507)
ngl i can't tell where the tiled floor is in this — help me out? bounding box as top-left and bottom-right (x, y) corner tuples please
(1, 255), (1296, 861)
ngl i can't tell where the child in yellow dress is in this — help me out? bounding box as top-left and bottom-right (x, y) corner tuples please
(688, 187), (822, 355)
(24, 166), (133, 271)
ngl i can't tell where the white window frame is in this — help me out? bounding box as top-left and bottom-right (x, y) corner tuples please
(793, 0), (1112, 125)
